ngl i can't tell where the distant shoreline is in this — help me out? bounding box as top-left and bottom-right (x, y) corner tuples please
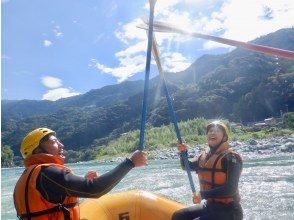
(3, 134), (293, 168)
(90, 134), (294, 163)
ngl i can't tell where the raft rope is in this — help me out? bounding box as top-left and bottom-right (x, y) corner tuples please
(138, 0), (157, 151)
(151, 35), (197, 194)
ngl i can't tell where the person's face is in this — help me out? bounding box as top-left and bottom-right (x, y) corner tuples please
(40, 135), (65, 159)
(206, 126), (225, 148)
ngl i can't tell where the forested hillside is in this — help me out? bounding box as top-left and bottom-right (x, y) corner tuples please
(2, 28), (294, 158)
(2, 80), (144, 119)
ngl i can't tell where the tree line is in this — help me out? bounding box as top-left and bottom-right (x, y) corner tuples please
(2, 113), (293, 167)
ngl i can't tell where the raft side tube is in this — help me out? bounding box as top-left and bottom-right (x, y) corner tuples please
(80, 190), (186, 220)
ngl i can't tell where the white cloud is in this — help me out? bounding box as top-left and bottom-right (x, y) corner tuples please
(152, 0), (294, 50)
(115, 41), (147, 57)
(151, 0), (294, 48)
(53, 26), (63, 38)
(202, 0), (294, 48)
(92, 1), (197, 81)
(43, 40), (52, 47)
(55, 32), (63, 37)
(184, 0), (210, 5)
(115, 18), (146, 44)
(42, 88), (80, 101)
(41, 76), (62, 88)
(41, 76), (80, 101)
(203, 41), (232, 50)
(144, 0), (180, 12)
(162, 52), (191, 72)
(90, 55), (146, 82)
(92, 0), (293, 81)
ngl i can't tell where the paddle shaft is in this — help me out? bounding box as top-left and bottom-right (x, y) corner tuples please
(151, 35), (196, 193)
(138, 0), (157, 151)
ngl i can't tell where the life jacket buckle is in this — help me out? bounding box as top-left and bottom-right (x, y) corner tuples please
(58, 204), (71, 220)
(57, 204), (69, 212)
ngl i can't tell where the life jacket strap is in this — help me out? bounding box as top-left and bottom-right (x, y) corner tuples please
(17, 202), (77, 220)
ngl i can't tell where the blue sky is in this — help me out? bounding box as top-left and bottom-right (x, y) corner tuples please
(2, 0), (293, 100)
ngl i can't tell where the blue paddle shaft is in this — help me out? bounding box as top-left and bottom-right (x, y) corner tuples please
(162, 78), (196, 193)
(138, 0), (156, 151)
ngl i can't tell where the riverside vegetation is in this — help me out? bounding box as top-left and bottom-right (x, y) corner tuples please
(2, 112), (293, 167)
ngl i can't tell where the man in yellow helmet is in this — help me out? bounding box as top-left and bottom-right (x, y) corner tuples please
(172, 121), (243, 220)
(14, 128), (147, 220)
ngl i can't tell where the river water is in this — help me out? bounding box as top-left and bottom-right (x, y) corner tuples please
(1, 154), (294, 220)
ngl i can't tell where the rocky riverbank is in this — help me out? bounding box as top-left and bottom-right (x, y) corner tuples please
(7, 135), (294, 167)
(151, 134), (294, 160)
(107, 134), (294, 162)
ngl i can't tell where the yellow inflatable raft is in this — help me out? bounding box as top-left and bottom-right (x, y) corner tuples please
(80, 190), (186, 220)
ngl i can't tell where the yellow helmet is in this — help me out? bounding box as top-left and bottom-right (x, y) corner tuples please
(20, 128), (56, 159)
(206, 120), (229, 141)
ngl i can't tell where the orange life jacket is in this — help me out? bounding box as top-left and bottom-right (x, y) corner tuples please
(197, 142), (242, 204)
(14, 154), (79, 220)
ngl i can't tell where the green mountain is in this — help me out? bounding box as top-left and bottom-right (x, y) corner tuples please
(1, 80), (144, 120)
(2, 28), (294, 157)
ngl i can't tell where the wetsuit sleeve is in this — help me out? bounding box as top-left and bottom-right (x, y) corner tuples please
(200, 153), (242, 199)
(37, 158), (134, 202)
(179, 152), (198, 171)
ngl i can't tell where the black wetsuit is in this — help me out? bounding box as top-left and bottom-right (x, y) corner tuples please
(36, 158), (134, 203)
(172, 151), (243, 220)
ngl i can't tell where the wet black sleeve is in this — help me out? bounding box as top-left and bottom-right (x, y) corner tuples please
(179, 152), (198, 171)
(36, 159), (134, 203)
(200, 153), (242, 199)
